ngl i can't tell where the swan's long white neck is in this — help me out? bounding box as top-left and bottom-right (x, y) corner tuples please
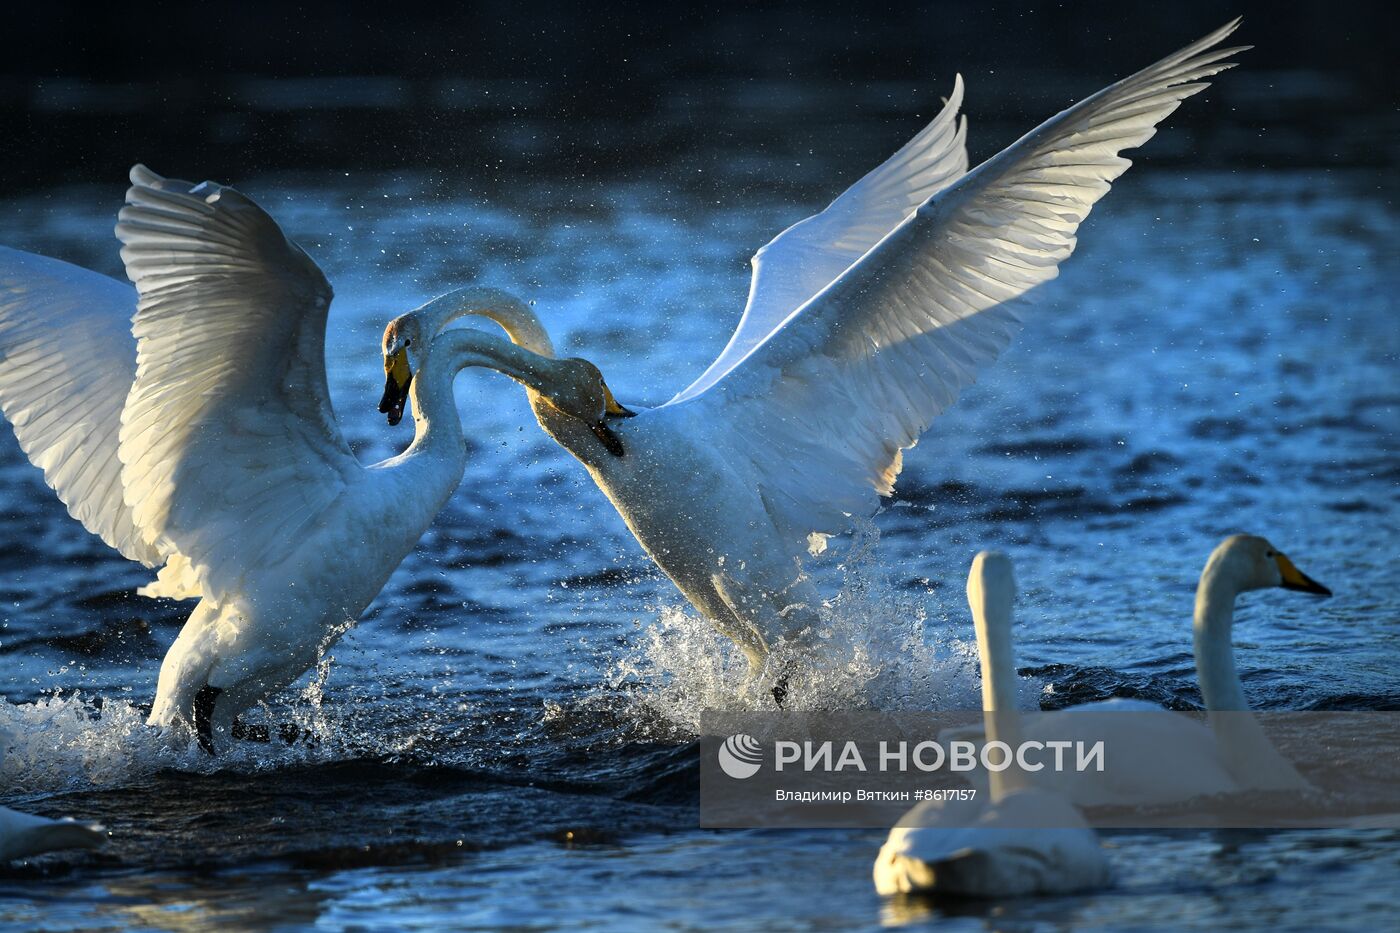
(968, 554), (1031, 801)
(1193, 556), (1250, 712)
(416, 287), (615, 468)
(417, 287), (556, 358)
(1192, 547), (1309, 790)
(405, 327), (573, 453)
(379, 326), (568, 541)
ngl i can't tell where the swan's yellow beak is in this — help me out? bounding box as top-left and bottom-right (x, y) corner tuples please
(590, 381), (634, 456)
(603, 383), (635, 418)
(1275, 553), (1332, 597)
(378, 347), (413, 426)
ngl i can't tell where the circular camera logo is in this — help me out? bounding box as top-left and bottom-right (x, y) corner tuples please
(718, 733), (764, 779)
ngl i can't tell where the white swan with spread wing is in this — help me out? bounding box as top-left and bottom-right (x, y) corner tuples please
(381, 21), (1248, 697)
(0, 171), (608, 751)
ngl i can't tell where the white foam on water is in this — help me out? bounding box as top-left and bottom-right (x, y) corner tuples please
(0, 651), (412, 798)
(605, 521), (1044, 733)
(1, 693), (208, 795)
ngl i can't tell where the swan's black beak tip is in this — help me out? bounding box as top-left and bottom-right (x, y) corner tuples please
(1276, 554), (1331, 598)
(1282, 576), (1332, 598)
(379, 370), (411, 426)
(380, 347), (413, 426)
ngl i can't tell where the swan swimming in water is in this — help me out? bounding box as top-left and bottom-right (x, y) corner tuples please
(943, 534), (1332, 806)
(872, 552), (1109, 897)
(0, 169), (614, 752)
(0, 804), (103, 863)
(380, 21), (1248, 697)
(0, 732), (104, 861)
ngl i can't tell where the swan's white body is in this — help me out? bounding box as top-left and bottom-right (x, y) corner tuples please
(0, 171), (545, 750)
(542, 399), (825, 660)
(942, 535), (1330, 807)
(395, 22), (1248, 674)
(0, 735), (104, 860)
(0, 801), (104, 862)
(873, 553), (1108, 897)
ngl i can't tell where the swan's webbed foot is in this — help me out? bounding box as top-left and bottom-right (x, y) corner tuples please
(230, 718), (314, 746)
(772, 673), (790, 710)
(193, 684), (222, 755)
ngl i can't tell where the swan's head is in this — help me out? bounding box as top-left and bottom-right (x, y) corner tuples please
(1212, 535), (1332, 597)
(378, 317), (424, 426)
(545, 357), (636, 457)
(967, 550), (1017, 622)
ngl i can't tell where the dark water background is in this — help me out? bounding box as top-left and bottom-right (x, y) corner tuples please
(2, 4), (1398, 930)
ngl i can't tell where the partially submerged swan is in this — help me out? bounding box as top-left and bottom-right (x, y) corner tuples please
(381, 21), (1248, 693)
(944, 535), (1332, 806)
(873, 552), (1109, 897)
(0, 734), (104, 861)
(0, 806), (103, 862)
(0, 169), (612, 751)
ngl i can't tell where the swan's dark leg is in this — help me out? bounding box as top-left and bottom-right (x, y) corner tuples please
(772, 674), (789, 710)
(193, 684), (222, 755)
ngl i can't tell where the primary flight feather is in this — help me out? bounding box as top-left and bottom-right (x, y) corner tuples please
(383, 20), (1248, 701)
(0, 169), (593, 750)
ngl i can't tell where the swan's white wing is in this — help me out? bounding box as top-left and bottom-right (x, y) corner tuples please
(669, 79), (969, 404)
(116, 165), (358, 605)
(0, 247), (162, 567)
(691, 20), (1245, 547)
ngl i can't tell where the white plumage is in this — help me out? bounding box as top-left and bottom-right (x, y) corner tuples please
(696, 18), (1247, 550)
(873, 789), (1109, 898)
(115, 167), (359, 609)
(0, 169), (568, 751)
(941, 535), (1331, 807)
(671, 73), (970, 405)
(873, 552), (1109, 897)
(0, 247), (163, 571)
(387, 21), (1248, 689)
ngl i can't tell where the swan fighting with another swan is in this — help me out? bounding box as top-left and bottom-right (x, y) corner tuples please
(873, 552), (1109, 897)
(381, 20), (1248, 700)
(0, 170), (615, 752)
(0, 20), (1248, 746)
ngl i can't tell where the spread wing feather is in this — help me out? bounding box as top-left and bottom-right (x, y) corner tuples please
(670, 77), (970, 403)
(0, 246), (164, 568)
(115, 165), (358, 605)
(690, 20), (1245, 549)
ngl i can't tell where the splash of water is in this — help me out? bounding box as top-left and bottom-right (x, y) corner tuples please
(605, 519), (1040, 733)
(0, 693), (216, 796)
(0, 639), (407, 798)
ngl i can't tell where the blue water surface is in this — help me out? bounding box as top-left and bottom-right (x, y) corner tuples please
(0, 112), (1396, 930)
